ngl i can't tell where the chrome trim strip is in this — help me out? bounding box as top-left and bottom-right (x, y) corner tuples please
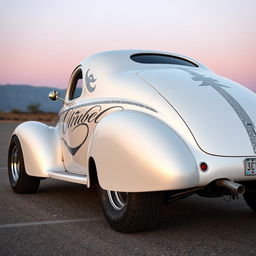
(59, 99), (157, 116)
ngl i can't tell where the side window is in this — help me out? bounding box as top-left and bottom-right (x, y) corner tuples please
(69, 68), (83, 100)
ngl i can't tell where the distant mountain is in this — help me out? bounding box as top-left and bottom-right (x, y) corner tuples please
(0, 84), (66, 112)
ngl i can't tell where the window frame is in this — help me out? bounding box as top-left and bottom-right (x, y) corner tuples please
(130, 53), (198, 67)
(66, 66), (84, 102)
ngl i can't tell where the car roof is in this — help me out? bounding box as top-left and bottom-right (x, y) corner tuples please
(80, 50), (210, 72)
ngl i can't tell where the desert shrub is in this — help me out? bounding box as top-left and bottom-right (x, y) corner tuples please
(27, 103), (42, 113)
(11, 108), (21, 114)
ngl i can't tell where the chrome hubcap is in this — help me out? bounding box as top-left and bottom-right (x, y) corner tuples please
(10, 145), (20, 182)
(107, 191), (128, 210)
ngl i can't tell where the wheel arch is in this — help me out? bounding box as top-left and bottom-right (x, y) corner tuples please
(88, 110), (199, 192)
(88, 156), (99, 187)
(11, 121), (63, 177)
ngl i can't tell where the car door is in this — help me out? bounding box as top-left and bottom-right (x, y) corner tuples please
(61, 66), (88, 175)
(60, 66), (124, 175)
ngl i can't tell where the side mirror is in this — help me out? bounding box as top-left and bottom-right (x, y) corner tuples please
(48, 90), (64, 102)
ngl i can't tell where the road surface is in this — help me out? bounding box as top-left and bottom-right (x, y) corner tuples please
(0, 122), (255, 255)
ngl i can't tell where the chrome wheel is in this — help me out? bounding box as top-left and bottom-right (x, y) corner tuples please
(10, 145), (20, 182)
(107, 190), (128, 210)
(101, 188), (163, 232)
(8, 136), (40, 193)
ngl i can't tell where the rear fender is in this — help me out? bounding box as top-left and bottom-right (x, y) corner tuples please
(12, 121), (63, 177)
(88, 110), (199, 192)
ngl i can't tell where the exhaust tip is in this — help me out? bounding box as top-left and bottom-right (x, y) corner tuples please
(237, 185), (245, 194)
(216, 179), (245, 195)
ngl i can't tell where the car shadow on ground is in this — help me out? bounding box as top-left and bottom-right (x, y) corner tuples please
(158, 194), (256, 233)
(34, 179), (256, 233)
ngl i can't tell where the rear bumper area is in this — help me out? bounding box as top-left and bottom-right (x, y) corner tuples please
(197, 154), (256, 186)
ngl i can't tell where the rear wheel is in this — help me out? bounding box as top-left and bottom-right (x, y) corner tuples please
(243, 183), (256, 212)
(100, 188), (163, 233)
(8, 136), (40, 194)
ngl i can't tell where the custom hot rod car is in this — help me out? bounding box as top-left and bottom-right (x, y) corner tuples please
(8, 50), (256, 232)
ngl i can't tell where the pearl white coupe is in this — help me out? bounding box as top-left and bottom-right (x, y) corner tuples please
(8, 50), (256, 232)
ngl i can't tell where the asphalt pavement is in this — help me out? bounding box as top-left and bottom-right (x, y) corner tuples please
(0, 122), (256, 256)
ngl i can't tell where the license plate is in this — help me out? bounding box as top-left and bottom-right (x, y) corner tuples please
(245, 158), (256, 176)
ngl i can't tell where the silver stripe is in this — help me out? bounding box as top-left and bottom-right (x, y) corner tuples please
(180, 68), (256, 154)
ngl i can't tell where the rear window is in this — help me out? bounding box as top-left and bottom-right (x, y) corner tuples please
(130, 53), (198, 67)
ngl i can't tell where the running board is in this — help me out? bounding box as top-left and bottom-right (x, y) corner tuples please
(49, 171), (88, 185)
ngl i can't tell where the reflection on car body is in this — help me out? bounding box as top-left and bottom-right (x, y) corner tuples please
(7, 50), (256, 232)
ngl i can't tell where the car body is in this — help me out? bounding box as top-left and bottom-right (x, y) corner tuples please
(8, 50), (256, 232)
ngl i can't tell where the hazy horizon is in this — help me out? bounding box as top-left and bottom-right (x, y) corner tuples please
(1, 0), (255, 90)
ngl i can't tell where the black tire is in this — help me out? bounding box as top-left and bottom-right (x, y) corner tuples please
(100, 188), (163, 233)
(8, 135), (40, 194)
(243, 183), (256, 212)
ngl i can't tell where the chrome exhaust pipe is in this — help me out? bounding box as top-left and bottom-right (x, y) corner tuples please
(216, 179), (245, 195)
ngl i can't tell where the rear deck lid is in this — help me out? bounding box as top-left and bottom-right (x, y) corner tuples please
(138, 67), (256, 156)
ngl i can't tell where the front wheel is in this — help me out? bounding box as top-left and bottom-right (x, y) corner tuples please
(100, 188), (163, 233)
(8, 136), (40, 194)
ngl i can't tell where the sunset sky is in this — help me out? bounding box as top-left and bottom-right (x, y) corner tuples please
(1, 0), (255, 90)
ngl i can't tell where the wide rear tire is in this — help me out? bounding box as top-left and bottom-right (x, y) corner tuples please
(100, 188), (163, 233)
(243, 183), (256, 212)
(8, 136), (40, 194)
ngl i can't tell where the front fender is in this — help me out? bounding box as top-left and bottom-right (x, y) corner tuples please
(88, 110), (199, 192)
(12, 121), (63, 177)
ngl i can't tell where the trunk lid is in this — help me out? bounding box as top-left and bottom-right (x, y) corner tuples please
(138, 67), (256, 156)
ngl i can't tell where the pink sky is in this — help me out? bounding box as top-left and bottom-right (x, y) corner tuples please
(0, 0), (255, 90)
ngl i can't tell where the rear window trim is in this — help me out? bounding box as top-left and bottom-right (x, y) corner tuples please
(130, 53), (199, 67)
